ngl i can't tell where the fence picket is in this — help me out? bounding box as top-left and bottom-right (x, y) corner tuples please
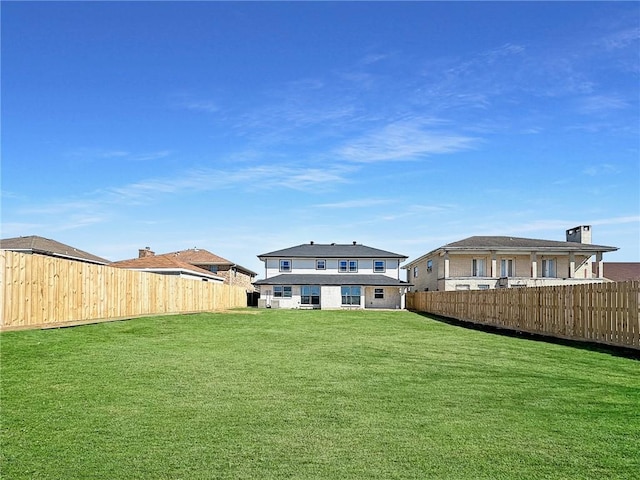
(1, 251), (247, 330)
(407, 281), (640, 349)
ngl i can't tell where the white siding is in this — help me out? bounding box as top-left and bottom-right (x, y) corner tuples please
(265, 257), (401, 279)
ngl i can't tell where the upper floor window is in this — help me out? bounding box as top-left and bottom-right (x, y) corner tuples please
(316, 259), (326, 270)
(339, 260), (358, 272)
(374, 260), (385, 273)
(279, 259), (291, 272)
(427, 260), (433, 273)
(542, 259), (556, 278)
(413, 266), (418, 278)
(472, 258), (486, 277)
(500, 259), (514, 277)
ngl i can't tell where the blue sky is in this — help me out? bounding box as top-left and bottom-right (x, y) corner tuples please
(2, 1), (639, 275)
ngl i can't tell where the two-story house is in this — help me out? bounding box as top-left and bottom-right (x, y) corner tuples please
(404, 225), (618, 291)
(253, 242), (412, 309)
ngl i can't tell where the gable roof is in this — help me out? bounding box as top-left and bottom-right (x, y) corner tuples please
(110, 255), (224, 281)
(443, 236), (617, 252)
(405, 235), (618, 267)
(258, 243), (408, 260)
(158, 249), (257, 276)
(0, 235), (110, 265)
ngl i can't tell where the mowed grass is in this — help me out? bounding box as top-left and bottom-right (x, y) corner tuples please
(1, 309), (639, 479)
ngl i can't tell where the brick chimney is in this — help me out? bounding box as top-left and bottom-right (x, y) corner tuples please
(138, 247), (155, 258)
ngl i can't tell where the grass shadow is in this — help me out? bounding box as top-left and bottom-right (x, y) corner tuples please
(412, 311), (640, 361)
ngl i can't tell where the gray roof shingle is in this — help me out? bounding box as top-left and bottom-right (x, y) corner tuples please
(258, 243), (408, 259)
(0, 235), (110, 265)
(442, 236), (617, 252)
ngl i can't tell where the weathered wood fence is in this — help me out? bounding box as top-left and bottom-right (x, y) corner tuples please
(0, 251), (247, 331)
(407, 281), (640, 349)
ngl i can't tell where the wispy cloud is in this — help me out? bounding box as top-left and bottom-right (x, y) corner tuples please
(589, 215), (640, 227)
(106, 163), (354, 202)
(582, 163), (622, 176)
(578, 95), (629, 115)
(169, 92), (220, 113)
(338, 119), (478, 163)
(314, 198), (396, 209)
(359, 53), (390, 66)
(68, 148), (171, 163)
(180, 101), (219, 113)
(600, 26), (640, 50)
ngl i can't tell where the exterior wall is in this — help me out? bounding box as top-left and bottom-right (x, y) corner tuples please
(194, 264), (255, 291)
(176, 272), (224, 283)
(258, 285), (366, 310)
(321, 286), (345, 309)
(407, 254), (439, 292)
(364, 286), (402, 309)
(407, 252), (604, 292)
(265, 257), (401, 279)
(440, 277), (609, 291)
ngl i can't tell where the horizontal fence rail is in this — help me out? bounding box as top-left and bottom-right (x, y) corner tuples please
(0, 251), (247, 330)
(407, 281), (640, 349)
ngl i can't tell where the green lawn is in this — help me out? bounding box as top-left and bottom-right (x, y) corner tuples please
(1, 309), (639, 479)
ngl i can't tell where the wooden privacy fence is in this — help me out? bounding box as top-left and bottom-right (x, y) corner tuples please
(407, 281), (640, 349)
(0, 251), (247, 331)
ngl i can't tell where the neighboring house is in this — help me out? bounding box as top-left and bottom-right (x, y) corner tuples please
(405, 225), (618, 291)
(253, 242), (412, 309)
(0, 235), (110, 265)
(111, 255), (224, 283)
(593, 263), (640, 282)
(139, 247), (257, 291)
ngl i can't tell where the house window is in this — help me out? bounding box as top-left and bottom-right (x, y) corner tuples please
(542, 259), (557, 278)
(316, 259), (326, 270)
(456, 284), (470, 290)
(374, 288), (384, 299)
(478, 284), (490, 290)
(274, 286), (292, 298)
(279, 259), (291, 272)
(339, 260), (358, 272)
(208, 265), (219, 273)
(374, 260), (385, 273)
(341, 286), (361, 305)
(472, 258), (486, 277)
(301, 285), (320, 305)
(500, 259), (514, 277)
(427, 260), (433, 273)
(413, 266), (418, 278)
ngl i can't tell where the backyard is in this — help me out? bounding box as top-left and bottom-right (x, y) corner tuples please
(1, 309), (638, 479)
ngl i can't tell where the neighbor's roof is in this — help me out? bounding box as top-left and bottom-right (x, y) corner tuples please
(254, 274), (412, 287)
(0, 235), (111, 265)
(593, 262), (640, 282)
(111, 256), (224, 281)
(444, 236), (618, 251)
(405, 235), (618, 267)
(258, 243), (408, 260)
(159, 249), (257, 276)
